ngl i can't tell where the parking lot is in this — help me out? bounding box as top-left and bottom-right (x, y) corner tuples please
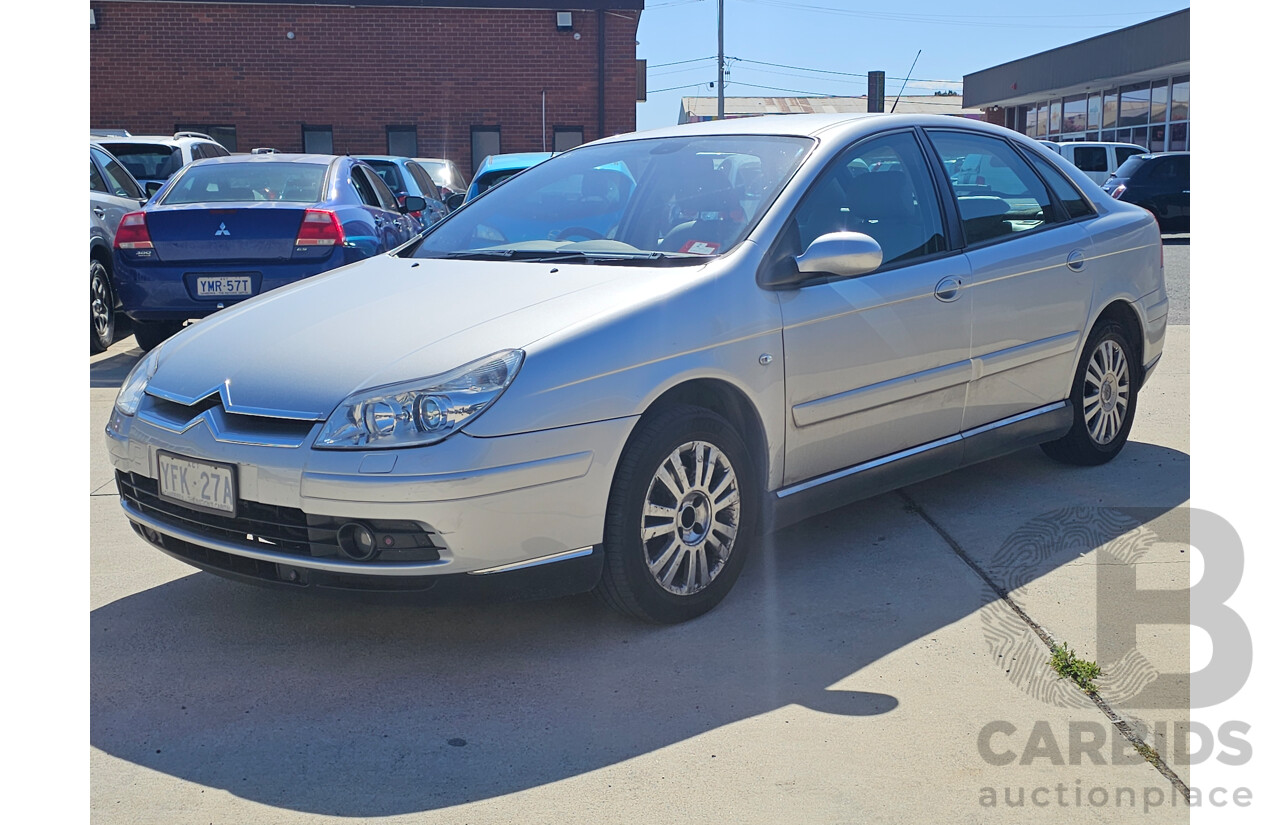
(89, 239), (1190, 824)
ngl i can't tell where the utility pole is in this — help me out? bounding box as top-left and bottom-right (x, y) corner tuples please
(717, 0), (725, 119)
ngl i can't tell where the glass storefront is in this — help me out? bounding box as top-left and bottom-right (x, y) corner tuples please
(1011, 74), (1189, 151)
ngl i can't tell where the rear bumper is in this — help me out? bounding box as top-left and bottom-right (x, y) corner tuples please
(113, 251), (352, 321)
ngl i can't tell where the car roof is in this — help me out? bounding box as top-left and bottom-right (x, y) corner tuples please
(356, 155), (416, 164)
(186, 153), (338, 166)
(475, 152), (555, 174)
(94, 135), (220, 147)
(593, 113), (1036, 147)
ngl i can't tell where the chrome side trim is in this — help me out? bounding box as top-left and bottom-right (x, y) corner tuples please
(147, 380), (325, 421)
(121, 499), (452, 576)
(963, 401), (1070, 439)
(468, 546), (596, 576)
(791, 358), (971, 427)
(971, 332), (1079, 380)
(777, 401), (1068, 499)
(778, 433), (963, 498)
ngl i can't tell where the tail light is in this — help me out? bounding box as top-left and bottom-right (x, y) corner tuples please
(114, 212), (153, 249)
(295, 209), (345, 246)
(1110, 183), (1127, 199)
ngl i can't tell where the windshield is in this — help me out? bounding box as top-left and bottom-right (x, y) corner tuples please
(1113, 155), (1149, 179)
(412, 135), (812, 261)
(100, 143), (183, 181)
(420, 160), (462, 188)
(159, 162), (329, 205)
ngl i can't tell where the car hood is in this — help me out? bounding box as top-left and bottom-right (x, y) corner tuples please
(147, 254), (663, 418)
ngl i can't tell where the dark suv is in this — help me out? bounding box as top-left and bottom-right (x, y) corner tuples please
(1102, 152), (1189, 233)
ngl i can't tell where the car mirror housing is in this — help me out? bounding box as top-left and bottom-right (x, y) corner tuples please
(445, 192), (466, 212)
(797, 232), (883, 278)
(400, 195), (427, 213)
(764, 232), (884, 289)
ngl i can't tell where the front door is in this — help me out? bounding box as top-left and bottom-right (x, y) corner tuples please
(775, 130), (973, 485)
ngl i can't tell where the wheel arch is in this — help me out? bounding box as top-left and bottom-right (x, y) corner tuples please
(1093, 298), (1145, 379)
(625, 377), (771, 503)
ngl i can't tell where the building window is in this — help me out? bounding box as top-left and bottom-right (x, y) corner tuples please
(553, 126), (584, 152)
(1102, 91), (1118, 129)
(471, 126), (501, 173)
(1035, 102), (1049, 137)
(1086, 94), (1101, 132)
(1171, 76), (1189, 121)
(1118, 83), (1150, 128)
(1150, 80), (1170, 126)
(176, 124), (237, 152)
(387, 126), (418, 157)
(1169, 122), (1188, 151)
(302, 125), (333, 154)
(1049, 99), (1062, 135)
(1062, 95), (1087, 134)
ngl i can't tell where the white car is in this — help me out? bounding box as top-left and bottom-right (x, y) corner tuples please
(93, 131), (232, 193)
(106, 114), (1167, 624)
(1038, 141), (1147, 186)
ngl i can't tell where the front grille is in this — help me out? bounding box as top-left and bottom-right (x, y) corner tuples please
(116, 471), (441, 563)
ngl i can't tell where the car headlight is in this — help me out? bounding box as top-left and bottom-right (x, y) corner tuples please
(114, 348), (162, 416)
(315, 349), (524, 450)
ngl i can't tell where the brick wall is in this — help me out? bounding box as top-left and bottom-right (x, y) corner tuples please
(90, 2), (640, 178)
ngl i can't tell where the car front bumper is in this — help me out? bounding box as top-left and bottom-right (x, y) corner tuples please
(106, 409), (637, 592)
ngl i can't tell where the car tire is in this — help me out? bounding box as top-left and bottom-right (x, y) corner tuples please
(595, 404), (757, 624)
(1041, 320), (1138, 466)
(132, 320), (185, 352)
(90, 259), (116, 354)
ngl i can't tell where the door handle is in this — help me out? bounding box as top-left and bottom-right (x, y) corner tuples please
(1066, 249), (1087, 272)
(93, 207), (106, 218)
(934, 276), (963, 302)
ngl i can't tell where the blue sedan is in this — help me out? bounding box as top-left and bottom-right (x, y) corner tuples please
(113, 154), (427, 350)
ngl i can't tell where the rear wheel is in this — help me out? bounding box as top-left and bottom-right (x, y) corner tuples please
(90, 259), (116, 353)
(132, 320), (185, 352)
(595, 405), (756, 624)
(1042, 320), (1137, 465)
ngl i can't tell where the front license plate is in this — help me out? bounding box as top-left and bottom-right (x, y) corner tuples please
(196, 275), (253, 298)
(157, 452), (237, 516)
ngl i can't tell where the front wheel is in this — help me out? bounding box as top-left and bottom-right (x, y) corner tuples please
(595, 405), (757, 624)
(1042, 320), (1137, 465)
(90, 259), (116, 353)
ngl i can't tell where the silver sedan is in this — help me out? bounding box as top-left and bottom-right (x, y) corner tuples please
(106, 114), (1167, 624)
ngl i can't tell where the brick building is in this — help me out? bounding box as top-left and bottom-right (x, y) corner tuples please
(90, 0), (643, 178)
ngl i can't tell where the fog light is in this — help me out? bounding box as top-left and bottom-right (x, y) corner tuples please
(336, 522), (379, 561)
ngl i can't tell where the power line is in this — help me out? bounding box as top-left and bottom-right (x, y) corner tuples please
(735, 0), (1184, 29)
(646, 55), (716, 68)
(731, 57), (961, 85)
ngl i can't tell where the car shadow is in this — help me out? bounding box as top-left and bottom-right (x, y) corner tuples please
(1161, 235), (1189, 245)
(91, 347), (142, 389)
(91, 442), (1188, 817)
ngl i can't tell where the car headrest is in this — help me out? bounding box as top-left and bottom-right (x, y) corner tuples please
(848, 171), (915, 220)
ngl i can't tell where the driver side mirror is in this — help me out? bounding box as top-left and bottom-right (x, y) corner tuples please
(399, 195), (427, 213)
(445, 192), (466, 212)
(145, 181), (163, 197)
(763, 232), (884, 289)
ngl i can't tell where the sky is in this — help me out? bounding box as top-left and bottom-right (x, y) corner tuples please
(634, 0), (1193, 130)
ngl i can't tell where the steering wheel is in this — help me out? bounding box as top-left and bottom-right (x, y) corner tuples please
(550, 226), (605, 242)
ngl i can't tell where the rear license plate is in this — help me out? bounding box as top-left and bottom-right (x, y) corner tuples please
(196, 275), (253, 298)
(157, 451), (237, 516)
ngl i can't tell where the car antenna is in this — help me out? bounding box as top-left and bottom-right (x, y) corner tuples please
(890, 50), (922, 114)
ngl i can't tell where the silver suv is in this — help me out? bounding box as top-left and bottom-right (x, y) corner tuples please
(92, 132), (231, 192)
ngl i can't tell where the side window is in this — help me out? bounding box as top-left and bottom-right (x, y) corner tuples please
(407, 163), (441, 201)
(1168, 155), (1190, 185)
(791, 131), (945, 268)
(1115, 146), (1144, 166)
(350, 167), (381, 208)
(92, 148), (143, 200)
(927, 130), (1060, 247)
(90, 157), (108, 193)
(1025, 152), (1095, 220)
(364, 167), (401, 211)
(1073, 146), (1107, 173)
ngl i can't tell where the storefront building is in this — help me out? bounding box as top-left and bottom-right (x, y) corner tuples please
(963, 9), (1189, 151)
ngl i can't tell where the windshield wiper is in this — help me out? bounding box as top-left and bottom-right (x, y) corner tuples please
(524, 250), (704, 266)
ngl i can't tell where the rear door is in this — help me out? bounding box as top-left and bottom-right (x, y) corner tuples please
(90, 147), (144, 242)
(350, 165), (408, 249)
(926, 129), (1096, 430)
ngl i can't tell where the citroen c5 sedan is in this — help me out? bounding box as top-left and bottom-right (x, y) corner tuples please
(106, 114), (1167, 624)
